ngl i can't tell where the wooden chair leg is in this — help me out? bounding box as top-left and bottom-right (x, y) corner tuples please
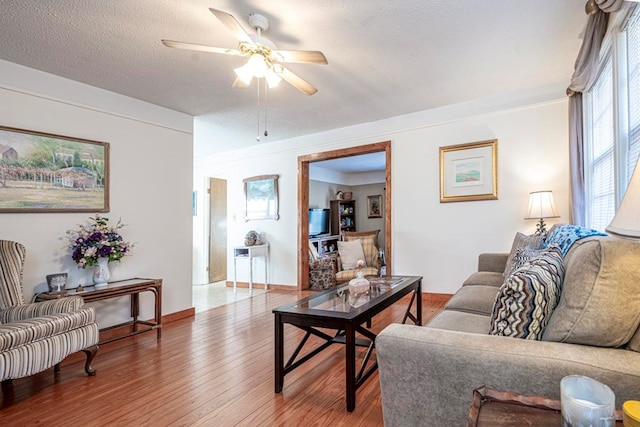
(54, 363), (61, 374)
(82, 345), (98, 376)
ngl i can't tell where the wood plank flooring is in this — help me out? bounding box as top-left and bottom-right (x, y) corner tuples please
(0, 289), (446, 426)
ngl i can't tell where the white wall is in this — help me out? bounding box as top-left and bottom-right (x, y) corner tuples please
(193, 84), (569, 293)
(0, 60), (194, 326)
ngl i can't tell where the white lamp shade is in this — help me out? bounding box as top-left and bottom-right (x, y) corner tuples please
(606, 158), (640, 238)
(525, 191), (560, 219)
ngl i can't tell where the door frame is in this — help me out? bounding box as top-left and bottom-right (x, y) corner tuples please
(297, 141), (392, 290)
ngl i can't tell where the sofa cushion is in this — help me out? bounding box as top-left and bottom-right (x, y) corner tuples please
(426, 310), (491, 335)
(503, 232), (545, 278)
(462, 271), (504, 288)
(337, 239), (365, 270)
(445, 285), (498, 316)
(335, 267), (378, 284)
(490, 246), (564, 340)
(542, 237), (640, 347)
(628, 327), (640, 352)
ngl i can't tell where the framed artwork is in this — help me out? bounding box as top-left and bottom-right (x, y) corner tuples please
(367, 195), (382, 218)
(0, 126), (109, 213)
(243, 174), (279, 221)
(439, 139), (498, 203)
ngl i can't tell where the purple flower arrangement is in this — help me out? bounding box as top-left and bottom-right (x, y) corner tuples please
(67, 214), (133, 268)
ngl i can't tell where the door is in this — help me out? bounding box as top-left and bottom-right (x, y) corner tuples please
(208, 178), (227, 283)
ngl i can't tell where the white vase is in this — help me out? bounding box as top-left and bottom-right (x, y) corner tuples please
(93, 258), (110, 286)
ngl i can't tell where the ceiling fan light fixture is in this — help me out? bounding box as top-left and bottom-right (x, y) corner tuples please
(265, 70), (282, 88)
(234, 63), (254, 85)
(247, 53), (268, 78)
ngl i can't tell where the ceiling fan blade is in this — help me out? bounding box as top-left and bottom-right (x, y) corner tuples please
(209, 8), (253, 44)
(161, 40), (242, 56)
(278, 66), (318, 96)
(274, 50), (328, 65)
(232, 77), (250, 88)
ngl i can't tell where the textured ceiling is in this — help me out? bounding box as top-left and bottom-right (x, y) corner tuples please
(0, 1), (586, 156)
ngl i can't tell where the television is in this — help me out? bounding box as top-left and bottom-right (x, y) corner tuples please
(309, 208), (330, 237)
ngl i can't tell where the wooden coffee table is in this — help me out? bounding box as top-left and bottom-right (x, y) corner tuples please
(273, 276), (422, 412)
(467, 386), (624, 426)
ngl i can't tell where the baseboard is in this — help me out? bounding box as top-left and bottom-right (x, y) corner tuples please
(224, 281), (297, 292)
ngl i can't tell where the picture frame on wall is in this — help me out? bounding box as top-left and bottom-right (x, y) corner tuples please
(439, 139), (498, 203)
(243, 174), (279, 221)
(367, 195), (382, 218)
(0, 126), (110, 213)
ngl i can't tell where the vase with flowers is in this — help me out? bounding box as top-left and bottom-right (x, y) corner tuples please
(67, 214), (133, 287)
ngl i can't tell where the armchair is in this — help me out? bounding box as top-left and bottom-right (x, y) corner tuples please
(0, 240), (99, 382)
(335, 230), (381, 284)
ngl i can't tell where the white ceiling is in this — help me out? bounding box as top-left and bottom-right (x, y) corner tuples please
(0, 1), (587, 157)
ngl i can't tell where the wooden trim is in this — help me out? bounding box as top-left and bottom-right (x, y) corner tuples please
(223, 281), (297, 292)
(298, 141), (392, 291)
(164, 307), (195, 324)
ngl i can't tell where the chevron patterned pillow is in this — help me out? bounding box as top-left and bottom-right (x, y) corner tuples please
(490, 246), (565, 340)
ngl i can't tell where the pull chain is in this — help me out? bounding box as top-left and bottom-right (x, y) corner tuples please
(264, 82), (268, 138)
(256, 78), (261, 142)
(255, 78), (269, 142)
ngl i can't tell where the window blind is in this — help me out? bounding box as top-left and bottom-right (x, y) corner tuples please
(588, 59), (615, 231)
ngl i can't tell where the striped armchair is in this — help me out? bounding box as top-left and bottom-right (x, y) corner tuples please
(0, 240), (99, 382)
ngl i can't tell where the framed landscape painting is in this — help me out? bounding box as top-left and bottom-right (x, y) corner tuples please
(243, 174), (279, 221)
(0, 126), (110, 213)
(439, 139), (497, 203)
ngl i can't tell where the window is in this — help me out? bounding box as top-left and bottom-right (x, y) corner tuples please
(584, 6), (640, 231)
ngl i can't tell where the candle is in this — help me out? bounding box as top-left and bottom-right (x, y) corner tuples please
(561, 375), (615, 427)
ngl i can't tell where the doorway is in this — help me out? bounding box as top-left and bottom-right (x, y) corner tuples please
(297, 141), (392, 290)
(208, 177), (227, 283)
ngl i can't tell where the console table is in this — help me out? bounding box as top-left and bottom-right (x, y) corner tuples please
(233, 243), (269, 293)
(36, 277), (162, 345)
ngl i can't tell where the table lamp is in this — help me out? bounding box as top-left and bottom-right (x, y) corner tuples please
(606, 158), (640, 238)
(525, 190), (560, 236)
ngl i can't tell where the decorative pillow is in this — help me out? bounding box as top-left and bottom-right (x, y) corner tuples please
(543, 224), (606, 256)
(490, 246), (565, 340)
(337, 239), (366, 270)
(344, 230), (380, 268)
(505, 246), (545, 277)
(503, 232), (545, 278)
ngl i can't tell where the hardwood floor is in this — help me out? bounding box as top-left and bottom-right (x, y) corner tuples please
(0, 290), (447, 426)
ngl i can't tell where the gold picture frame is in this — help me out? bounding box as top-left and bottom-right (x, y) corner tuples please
(0, 125), (110, 213)
(243, 174), (279, 221)
(367, 195), (382, 218)
(439, 139), (498, 203)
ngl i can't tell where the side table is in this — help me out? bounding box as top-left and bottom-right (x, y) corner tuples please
(467, 386), (624, 426)
(36, 277), (162, 345)
(233, 243), (269, 293)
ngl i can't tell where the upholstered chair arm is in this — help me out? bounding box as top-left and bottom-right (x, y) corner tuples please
(477, 253), (509, 273)
(377, 324), (640, 427)
(0, 296), (84, 323)
(0, 307), (96, 352)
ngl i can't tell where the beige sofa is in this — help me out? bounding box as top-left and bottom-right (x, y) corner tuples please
(376, 234), (640, 426)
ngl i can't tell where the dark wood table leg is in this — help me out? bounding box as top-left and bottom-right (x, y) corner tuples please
(416, 279), (422, 325)
(131, 292), (140, 332)
(274, 313), (284, 393)
(345, 322), (356, 412)
(154, 285), (162, 339)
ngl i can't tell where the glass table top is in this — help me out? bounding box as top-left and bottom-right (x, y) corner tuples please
(292, 276), (409, 314)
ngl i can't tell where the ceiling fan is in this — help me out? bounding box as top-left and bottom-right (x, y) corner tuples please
(162, 7), (328, 96)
